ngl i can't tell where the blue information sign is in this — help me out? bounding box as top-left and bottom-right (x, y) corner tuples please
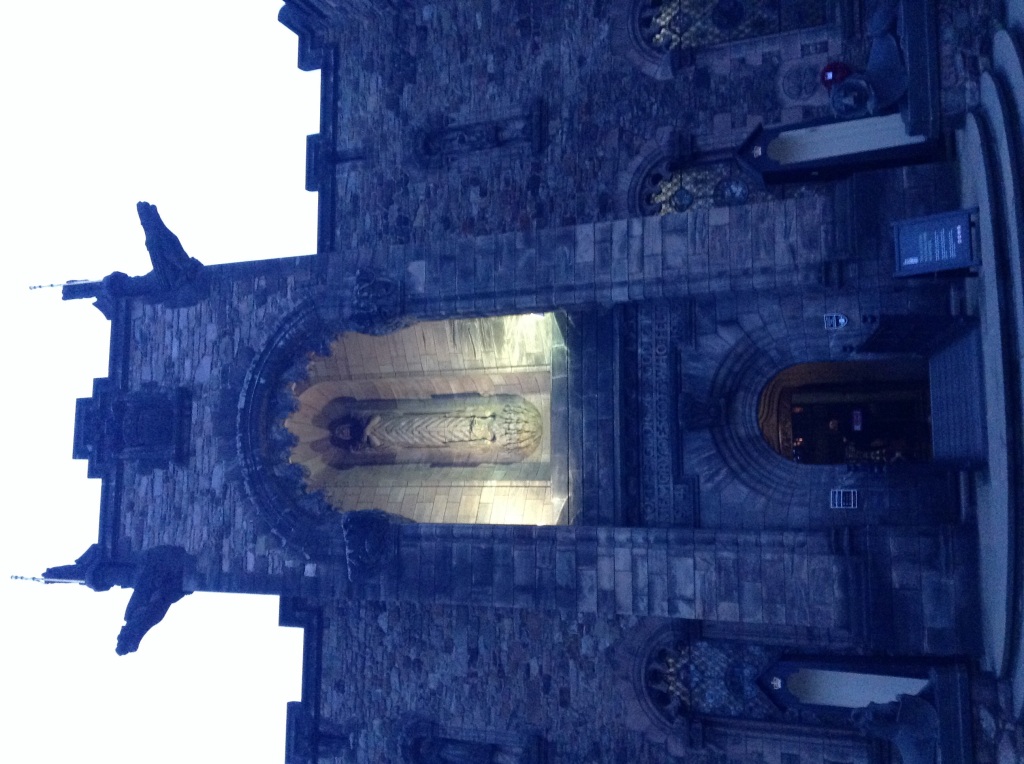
(893, 209), (977, 276)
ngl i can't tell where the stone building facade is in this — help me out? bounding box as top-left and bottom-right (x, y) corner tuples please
(54, 0), (1019, 761)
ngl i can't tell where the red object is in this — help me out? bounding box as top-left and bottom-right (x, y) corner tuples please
(820, 61), (853, 90)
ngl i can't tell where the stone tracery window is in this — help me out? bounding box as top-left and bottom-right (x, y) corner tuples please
(636, 157), (752, 216)
(637, 627), (778, 730)
(636, 0), (749, 54)
(643, 635), (693, 726)
(630, 0), (829, 63)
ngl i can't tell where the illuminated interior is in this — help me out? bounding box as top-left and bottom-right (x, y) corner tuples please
(758, 359), (932, 465)
(285, 314), (568, 525)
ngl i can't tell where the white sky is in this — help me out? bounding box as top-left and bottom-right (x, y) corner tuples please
(1, 3), (320, 762)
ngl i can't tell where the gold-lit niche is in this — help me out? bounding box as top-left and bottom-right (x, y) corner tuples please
(285, 315), (566, 525)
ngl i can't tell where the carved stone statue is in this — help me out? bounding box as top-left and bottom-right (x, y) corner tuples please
(42, 544), (193, 655)
(333, 410), (499, 450)
(62, 201), (206, 317)
(344, 269), (408, 336)
(115, 546), (193, 655)
(340, 509), (407, 583)
(326, 395), (543, 467)
(418, 100), (547, 160)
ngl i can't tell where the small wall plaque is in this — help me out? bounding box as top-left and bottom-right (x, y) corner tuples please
(893, 208), (977, 276)
(823, 313), (848, 330)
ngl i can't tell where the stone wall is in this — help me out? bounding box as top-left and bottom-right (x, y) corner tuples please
(390, 191), (836, 320)
(704, 723), (873, 764)
(316, 1), (845, 255)
(317, 600), (669, 762)
(117, 257), (325, 591)
(368, 525), (856, 634)
(313, 600), (871, 764)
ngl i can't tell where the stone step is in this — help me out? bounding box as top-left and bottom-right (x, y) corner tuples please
(959, 111), (1013, 683)
(993, 30), (1024, 174)
(978, 67), (1024, 718)
(978, 62), (1024, 417)
(978, 69), (1024, 348)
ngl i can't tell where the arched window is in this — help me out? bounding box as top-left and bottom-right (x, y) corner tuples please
(626, 0), (830, 72)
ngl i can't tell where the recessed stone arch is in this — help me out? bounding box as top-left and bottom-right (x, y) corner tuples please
(284, 315), (564, 526)
(237, 298), (347, 559)
(706, 325), (809, 497)
(237, 293), (568, 559)
(683, 303), (956, 529)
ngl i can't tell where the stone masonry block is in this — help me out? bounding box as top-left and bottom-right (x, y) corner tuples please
(614, 569), (633, 614)
(631, 548), (649, 615)
(739, 580), (764, 622)
(627, 218), (644, 279)
(493, 542), (514, 608)
(575, 223), (596, 265)
(577, 568), (598, 613)
(695, 550), (716, 619)
(642, 216), (663, 280)
(921, 572), (954, 629)
(597, 548), (615, 594)
(648, 543), (669, 617)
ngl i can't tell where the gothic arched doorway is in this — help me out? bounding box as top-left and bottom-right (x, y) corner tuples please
(758, 359), (932, 466)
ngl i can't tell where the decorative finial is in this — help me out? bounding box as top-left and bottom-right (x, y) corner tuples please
(29, 279), (91, 291)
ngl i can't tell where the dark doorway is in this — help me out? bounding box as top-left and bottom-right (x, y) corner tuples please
(759, 360), (932, 465)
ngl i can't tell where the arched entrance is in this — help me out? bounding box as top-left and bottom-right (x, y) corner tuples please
(284, 313), (569, 526)
(758, 359), (932, 466)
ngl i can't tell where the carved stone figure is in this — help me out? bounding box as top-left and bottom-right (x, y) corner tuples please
(419, 100), (547, 159)
(42, 544), (193, 655)
(134, 201), (201, 287)
(326, 395), (542, 467)
(62, 201), (206, 317)
(334, 412), (496, 450)
(116, 546), (193, 655)
(340, 509), (405, 582)
(345, 269), (408, 336)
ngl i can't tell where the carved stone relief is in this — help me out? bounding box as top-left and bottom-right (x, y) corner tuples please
(416, 99), (548, 164)
(401, 720), (543, 764)
(633, 303), (699, 526)
(324, 395), (542, 467)
(639, 628), (780, 727)
(345, 268), (410, 336)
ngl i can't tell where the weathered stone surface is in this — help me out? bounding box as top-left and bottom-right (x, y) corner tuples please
(65, 1), (999, 759)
